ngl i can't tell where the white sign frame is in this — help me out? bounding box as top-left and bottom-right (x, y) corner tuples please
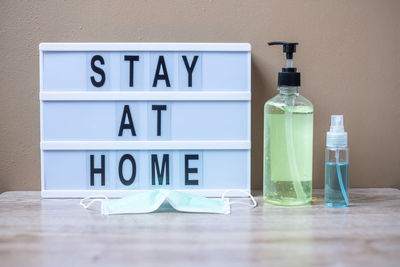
(40, 43), (251, 198)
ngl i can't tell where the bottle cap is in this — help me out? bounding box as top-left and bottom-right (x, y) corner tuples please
(327, 115), (348, 147)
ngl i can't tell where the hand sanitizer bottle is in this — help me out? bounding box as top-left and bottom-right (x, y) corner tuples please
(324, 115), (349, 207)
(263, 42), (314, 206)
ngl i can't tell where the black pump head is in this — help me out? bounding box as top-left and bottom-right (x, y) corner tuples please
(268, 41), (301, 87)
(268, 41), (298, 59)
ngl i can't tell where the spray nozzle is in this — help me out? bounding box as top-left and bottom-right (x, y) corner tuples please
(330, 115), (344, 132)
(268, 41), (301, 87)
(327, 115), (348, 147)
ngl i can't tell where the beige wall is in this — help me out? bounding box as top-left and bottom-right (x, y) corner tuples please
(0, 0), (399, 192)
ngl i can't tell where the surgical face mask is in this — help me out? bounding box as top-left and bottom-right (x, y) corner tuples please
(80, 189), (256, 215)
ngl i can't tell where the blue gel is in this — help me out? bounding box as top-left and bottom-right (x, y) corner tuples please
(324, 162), (349, 207)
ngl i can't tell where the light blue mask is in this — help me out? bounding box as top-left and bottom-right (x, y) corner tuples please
(80, 189), (256, 215)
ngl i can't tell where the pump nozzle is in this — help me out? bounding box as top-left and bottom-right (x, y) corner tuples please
(268, 41), (301, 86)
(268, 41), (298, 59)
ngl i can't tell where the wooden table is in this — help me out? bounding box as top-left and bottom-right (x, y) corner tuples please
(0, 189), (399, 267)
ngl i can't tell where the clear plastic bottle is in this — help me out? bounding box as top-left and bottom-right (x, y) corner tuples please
(263, 86), (313, 205)
(263, 42), (313, 206)
(324, 115), (349, 207)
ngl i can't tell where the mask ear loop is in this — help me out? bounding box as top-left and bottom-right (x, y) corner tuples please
(221, 190), (257, 208)
(80, 195), (108, 209)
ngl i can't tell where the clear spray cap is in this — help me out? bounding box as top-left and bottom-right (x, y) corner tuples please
(327, 115), (348, 147)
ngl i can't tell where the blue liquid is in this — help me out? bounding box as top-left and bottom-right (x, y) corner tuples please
(324, 162), (349, 207)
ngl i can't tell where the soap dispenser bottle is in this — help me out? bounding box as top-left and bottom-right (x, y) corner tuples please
(263, 42), (314, 206)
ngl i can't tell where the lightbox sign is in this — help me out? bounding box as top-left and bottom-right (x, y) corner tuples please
(40, 43), (251, 198)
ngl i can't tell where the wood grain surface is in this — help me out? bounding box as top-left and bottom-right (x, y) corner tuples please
(0, 189), (399, 267)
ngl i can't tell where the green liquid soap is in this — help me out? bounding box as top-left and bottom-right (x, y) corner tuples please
(263, 93), (314, 206)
